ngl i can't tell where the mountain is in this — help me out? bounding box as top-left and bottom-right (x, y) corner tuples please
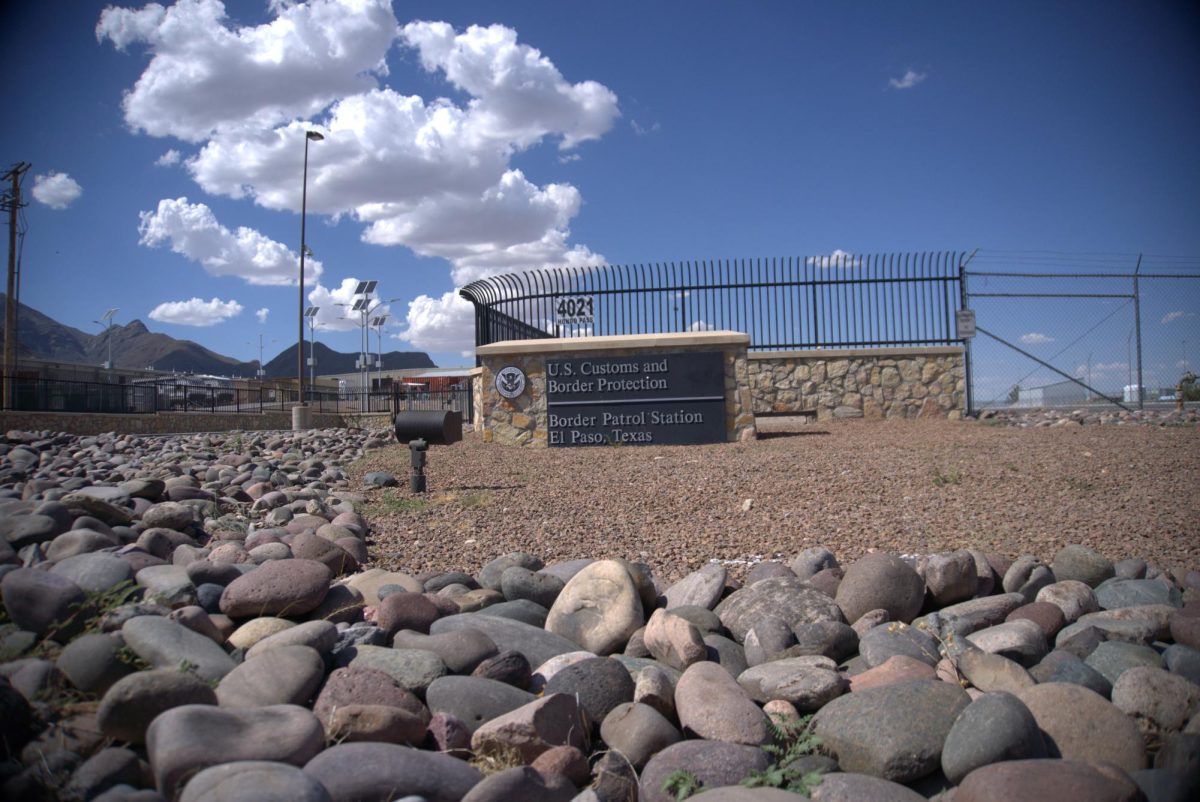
(0, 294), (435, 376)
(262, 340), (435, 378)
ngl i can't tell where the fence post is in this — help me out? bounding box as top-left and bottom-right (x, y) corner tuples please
(960, 258), (974, 417)
(1133, 254), (1144, 411)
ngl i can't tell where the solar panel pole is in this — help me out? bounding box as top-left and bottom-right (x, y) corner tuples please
(296, 130), (323, 428)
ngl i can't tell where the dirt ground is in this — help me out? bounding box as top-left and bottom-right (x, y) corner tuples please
(352, 418), (1199, 584)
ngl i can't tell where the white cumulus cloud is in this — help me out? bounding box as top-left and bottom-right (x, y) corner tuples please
(96, 0), (397, 142)
(138, 197), (322, 286)
(397, 291), (476, 357)
(31, 172), (82, 209)
(400, 21), (619, 150)
(101, 6), (619, 325)
(889, 69), (927, 90)
(807, 249), (861, 269)
(1020, 333), (1055, 345)
(306, 277), (393, 333)
(155, 149), (181, 167)
(1161, 311), (1194, 325)
(148, 296), (244, 326)
(255, 307), (269, 323)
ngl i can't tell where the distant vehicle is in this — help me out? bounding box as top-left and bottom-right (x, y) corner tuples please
(1159, 393), (1177, 401)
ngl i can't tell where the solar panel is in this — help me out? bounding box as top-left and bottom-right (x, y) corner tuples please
(303, 307), (319, 317)
(351, 298), (370, 312)
(370, 315), (388, 327)
(353, 280), (378, 295)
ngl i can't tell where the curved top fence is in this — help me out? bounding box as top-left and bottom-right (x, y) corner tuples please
(460, 251), (966, 353)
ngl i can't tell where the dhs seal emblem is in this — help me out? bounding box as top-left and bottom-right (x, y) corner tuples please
(495, 366), (527, 399)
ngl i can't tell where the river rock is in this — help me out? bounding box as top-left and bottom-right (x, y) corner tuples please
(246, 619), (339, 657)
(941, 691), (1047, 783)
(675, 660), (769, 745)
(433, 611), (583, 669)
(1, 567), (88, 636)
(811, 679), (971, 783)
(835, 553), (925, 625)
(644, 609), (707, 670)
(121, 615), (235, 681)
(545, 560), (644, 655)
(1095, 577), (1182, 610)
(392, 628), (498, 674)
(921, 550), (978, 607)
(599, 701), (681, 770)
(219, 559), (331, 618)
(859, 622), (942, 667)
(50, 553), (134, 593)
(215, 644), (325, 708)
(955, 759), (1144, 802)
(97, 669), (218, 745)
(1051, 544), (1115, 587)
(1018, 682), (1147, 772)
(470, 693), (587, 762)
(425, 675), (536, 734)
(55, 632), (135, 696)
(638, 740), (769, 802)
(957, 648), (1036, 694)
(347, 645), (446, 695)
(736, 655), (846, 710)
(179, 761), (332, 802)
(663, 563), (727, 610)
(715, 576), (845, 643)
(965, 618), (1047, 666)
(1085, 639), (1164, 685)
(312, 666), (428, 730)
(1111, 665), (1200, 740)
(500, 566), (564, 608)
(543, 656), (635, 728)
(460, 765), (575, 802)
(303, 742), (482, 802)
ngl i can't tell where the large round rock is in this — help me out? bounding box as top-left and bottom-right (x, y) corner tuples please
(219, 559), (332, 618)
(811, 679), (970, 783)
(147, 704), (325, 799)
(0, 567), (88, 636)
(1017, 682), (1146, 772)
(714, 576), (844, 643)
(545, 560), (644, 655)
(941, 691), (1047, 784)
(179, 761), (332, 802)
(543, 656), (635, 728)
(303, 742), (482, 802)
(97, 669), (219, 744)
(955, 759), (1144, 802)
(835, 553), (926, 625)
(639, 741), (769, 802)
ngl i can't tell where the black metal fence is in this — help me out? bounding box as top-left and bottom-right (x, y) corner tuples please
(460, 252), (966, 352)
(0, 377), (472, 419)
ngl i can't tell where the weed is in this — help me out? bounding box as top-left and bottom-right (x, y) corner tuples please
(661, 769), (702, 800)
(931, 466), (962, 487)
(469, 743), (527, 777)
(739, 714), (825, 795)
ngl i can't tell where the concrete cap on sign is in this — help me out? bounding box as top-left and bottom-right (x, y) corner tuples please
(476, 331), (750, 357)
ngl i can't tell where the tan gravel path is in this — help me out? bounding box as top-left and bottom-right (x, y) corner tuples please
(352, 419), (1199, 584)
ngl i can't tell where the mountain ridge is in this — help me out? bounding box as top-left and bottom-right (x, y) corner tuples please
(0, 294), (435, 376)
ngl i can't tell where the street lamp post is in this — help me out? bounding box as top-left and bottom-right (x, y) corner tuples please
(296, 129), (323, 427)
(371, 315), (388, 391)
(94, 308), (119, 370)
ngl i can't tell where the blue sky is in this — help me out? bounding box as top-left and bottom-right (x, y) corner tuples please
(1, 0), (1197, 390)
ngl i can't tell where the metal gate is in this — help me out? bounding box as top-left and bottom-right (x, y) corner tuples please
(963, 253), (1200, 412)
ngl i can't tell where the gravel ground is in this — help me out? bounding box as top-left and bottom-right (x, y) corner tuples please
(353, 418), (1199, 585)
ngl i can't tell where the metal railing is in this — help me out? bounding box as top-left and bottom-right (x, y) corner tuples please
(0, 376), (473, 420)
(460, 252), (966, 353)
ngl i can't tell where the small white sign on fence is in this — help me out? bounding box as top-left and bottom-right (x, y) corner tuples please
(956, 309), (977, 339)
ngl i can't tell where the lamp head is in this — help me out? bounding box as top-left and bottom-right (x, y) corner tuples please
(306, 131), (324, 142)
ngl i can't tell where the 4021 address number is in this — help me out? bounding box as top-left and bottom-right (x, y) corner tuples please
(556, 296), (594, 323)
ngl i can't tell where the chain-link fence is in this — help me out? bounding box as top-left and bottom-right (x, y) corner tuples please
(964, 252), (1199, 410)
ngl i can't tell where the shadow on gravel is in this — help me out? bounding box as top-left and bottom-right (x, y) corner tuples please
(756, 430), (832, 440)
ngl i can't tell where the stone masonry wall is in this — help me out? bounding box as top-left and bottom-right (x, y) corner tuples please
(479, 337), (756, 447)
(747, 347), (965, 421)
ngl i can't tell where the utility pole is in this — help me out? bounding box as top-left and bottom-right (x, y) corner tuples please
(2, 163), (30, 409)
